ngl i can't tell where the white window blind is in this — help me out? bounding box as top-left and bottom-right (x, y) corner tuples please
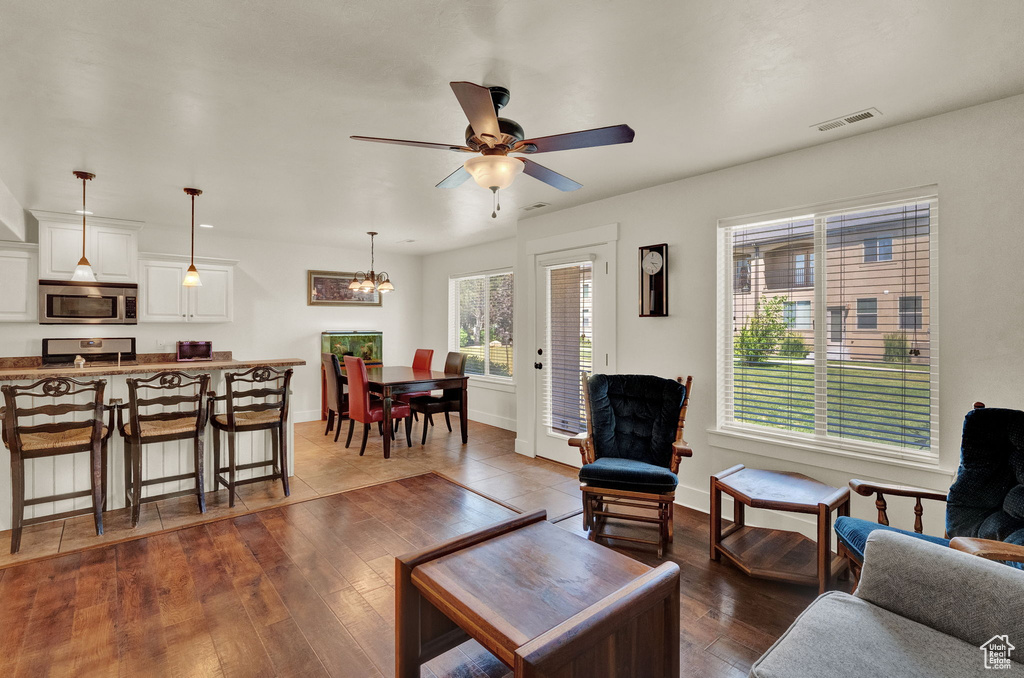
(448, 270), (513, 379)
(541, 261), (593, 436)
(719, 192), (938, 460)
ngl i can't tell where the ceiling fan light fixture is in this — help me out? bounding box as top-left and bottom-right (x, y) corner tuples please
(463, 154), (523, 190)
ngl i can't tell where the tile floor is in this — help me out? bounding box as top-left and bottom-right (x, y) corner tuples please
(0, 415), (583, 568)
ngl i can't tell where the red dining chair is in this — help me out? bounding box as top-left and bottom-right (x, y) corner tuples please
(398, 349), (434, 420)
(344, 356), (413, 455)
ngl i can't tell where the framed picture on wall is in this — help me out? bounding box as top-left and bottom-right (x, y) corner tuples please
(307, 270), (382, 306)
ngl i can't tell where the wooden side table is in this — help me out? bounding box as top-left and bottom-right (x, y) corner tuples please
(396, 510), (681, 677)
(710, 465), (850, 594)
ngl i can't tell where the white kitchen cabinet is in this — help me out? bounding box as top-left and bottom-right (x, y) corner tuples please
(139, 255), (235, 323)
(0, 243), (39, 322)
(33, 211), (141, 283)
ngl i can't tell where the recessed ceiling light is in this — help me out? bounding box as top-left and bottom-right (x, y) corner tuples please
(75, 210), (93, 215)
(199, 223), (214, 228)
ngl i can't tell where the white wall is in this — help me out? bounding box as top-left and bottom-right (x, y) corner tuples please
(514, 94), (1024, 537)
(420, 237), (517, 430)
(0, 227), (423, 423)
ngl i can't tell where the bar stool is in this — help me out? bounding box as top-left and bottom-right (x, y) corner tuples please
(115, 371), (211, 527)
(1, 377), (114, 553)
(208, 366), (293, 507)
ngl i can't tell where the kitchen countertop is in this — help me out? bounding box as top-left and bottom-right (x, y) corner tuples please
(0, 357), (306, 382)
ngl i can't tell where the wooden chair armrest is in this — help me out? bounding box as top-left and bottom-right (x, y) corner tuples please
(849, 479), (947, 502)
(669, 440), (692, 474)
(950, 537), (1024, 564)
(567, 433), (595, 465)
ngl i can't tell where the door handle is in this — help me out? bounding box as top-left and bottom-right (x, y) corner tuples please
(534, 362), (543, 370)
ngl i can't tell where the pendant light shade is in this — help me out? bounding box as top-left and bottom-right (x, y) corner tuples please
(71, 171), (97, 282)
(351, 231), (395, 295)
(182, 188), (203, 287)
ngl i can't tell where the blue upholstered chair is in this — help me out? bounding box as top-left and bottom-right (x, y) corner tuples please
(568, 373), (692, 557)
(835, 403), (1024, 575)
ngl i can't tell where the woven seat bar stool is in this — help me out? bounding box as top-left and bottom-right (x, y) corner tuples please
(115, 371), (211, 527)
(1, 377), (114, 553)
(208, 366), (293, 507)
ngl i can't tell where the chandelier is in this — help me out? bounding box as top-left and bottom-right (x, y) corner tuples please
(348, 231), (394, 294)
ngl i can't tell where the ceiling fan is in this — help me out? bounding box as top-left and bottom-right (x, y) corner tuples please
(352, 81), (635, 216)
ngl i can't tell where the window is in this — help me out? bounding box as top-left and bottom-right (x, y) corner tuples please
(856, 298), (878, 329)
(719, 192), (937, 459)
(448, 270), (514, 378)
(864, 237), (893, 263)
(765, 246), (814, 289)
(784, 300), (812, 329)
(899, 295), (923, 330)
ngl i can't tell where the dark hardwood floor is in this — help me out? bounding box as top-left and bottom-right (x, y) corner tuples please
(0, 472), (830, 677)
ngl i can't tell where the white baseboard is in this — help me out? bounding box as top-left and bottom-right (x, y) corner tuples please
(294, 409), (324, 424)
(515, 437), (534, 456)
(468, 409), (516, 431)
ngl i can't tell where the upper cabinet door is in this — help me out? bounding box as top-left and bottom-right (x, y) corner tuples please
(188, 265), (233, 323)
(39, 221), (84, 280)
(139, 260), (188, 322)
(0, 246), (39, 322)
(91, 225), (137, 282)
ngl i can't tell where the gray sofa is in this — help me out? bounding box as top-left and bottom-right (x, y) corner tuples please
(750, 530), (1024, 677)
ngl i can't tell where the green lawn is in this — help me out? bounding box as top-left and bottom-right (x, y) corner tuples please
(733, 361), (931, 449)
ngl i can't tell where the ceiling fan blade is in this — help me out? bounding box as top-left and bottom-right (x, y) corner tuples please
(436, 166), (471, 189)
(450, 81), (501, 143)
(514, 124), (635, 154)
(350, 136), (474, 152)
(520, 158), (582, 192)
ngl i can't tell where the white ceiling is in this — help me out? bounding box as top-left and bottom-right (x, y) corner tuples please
(0, 0), (1021, 254)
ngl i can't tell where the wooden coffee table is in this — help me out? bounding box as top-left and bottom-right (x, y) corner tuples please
(396, 510), (681, 677)
(710, 465), (850, 594)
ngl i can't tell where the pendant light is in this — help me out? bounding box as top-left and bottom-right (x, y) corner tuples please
(348, 231), (394, 294)
(182, 188), (203, 287)
(70, 170), (97, 282)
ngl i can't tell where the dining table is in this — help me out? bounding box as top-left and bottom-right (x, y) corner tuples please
(337, 365), (469, 459)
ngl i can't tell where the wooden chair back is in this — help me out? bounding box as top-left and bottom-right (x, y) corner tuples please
(123, 371), (210, 442)
(343, 356), (373, 422)
(223, 366), (292, 428)
(321, 352), (344, 412)
(444, 351), (466, 374)
(1, 377), (107, 456)
(412, 349), (434, 371)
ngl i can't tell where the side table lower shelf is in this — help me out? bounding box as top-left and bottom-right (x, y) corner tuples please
(717, 525), (847, 588)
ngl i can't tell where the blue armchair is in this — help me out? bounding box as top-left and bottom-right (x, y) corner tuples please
(568, 373), (692, 557)
(835, 403), (1024, 574)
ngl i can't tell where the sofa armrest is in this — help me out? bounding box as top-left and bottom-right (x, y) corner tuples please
(855, 530), (1024, 650)
(950, 537), (1024, 564)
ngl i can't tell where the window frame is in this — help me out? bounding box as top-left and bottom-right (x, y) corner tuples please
(784, 300), (812, 330)
(864, 236), (893, 263)
(856, 297), (878, 330)
(716, 188), (939, 465)
(899, 295), (923, 330)
(448, 268), (515, 382)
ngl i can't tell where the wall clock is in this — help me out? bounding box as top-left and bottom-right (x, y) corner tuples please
(639, 243), (668, 317)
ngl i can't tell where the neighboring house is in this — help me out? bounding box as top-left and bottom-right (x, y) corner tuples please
(980, 635), (1015, 670)
(731, 208), (931, 363)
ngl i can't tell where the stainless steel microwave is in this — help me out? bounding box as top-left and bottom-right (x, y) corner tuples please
(38, 280), (138, 325)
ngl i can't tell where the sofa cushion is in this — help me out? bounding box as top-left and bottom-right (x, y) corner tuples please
(834, 516), (949, 564)
(578, 457), (678, 494)
(750, 591), (982, 678)
(855, 530), (1024, 650)
(588, 373), (686, 468)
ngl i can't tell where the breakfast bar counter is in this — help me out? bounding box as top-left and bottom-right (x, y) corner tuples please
(0, 354), (306, 533)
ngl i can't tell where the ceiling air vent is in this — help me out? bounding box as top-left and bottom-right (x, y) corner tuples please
(813, 108), (882, 132)
(521, 202), (550, 212)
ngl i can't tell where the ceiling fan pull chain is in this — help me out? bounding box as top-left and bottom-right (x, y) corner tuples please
(491, 186), (498, 218)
